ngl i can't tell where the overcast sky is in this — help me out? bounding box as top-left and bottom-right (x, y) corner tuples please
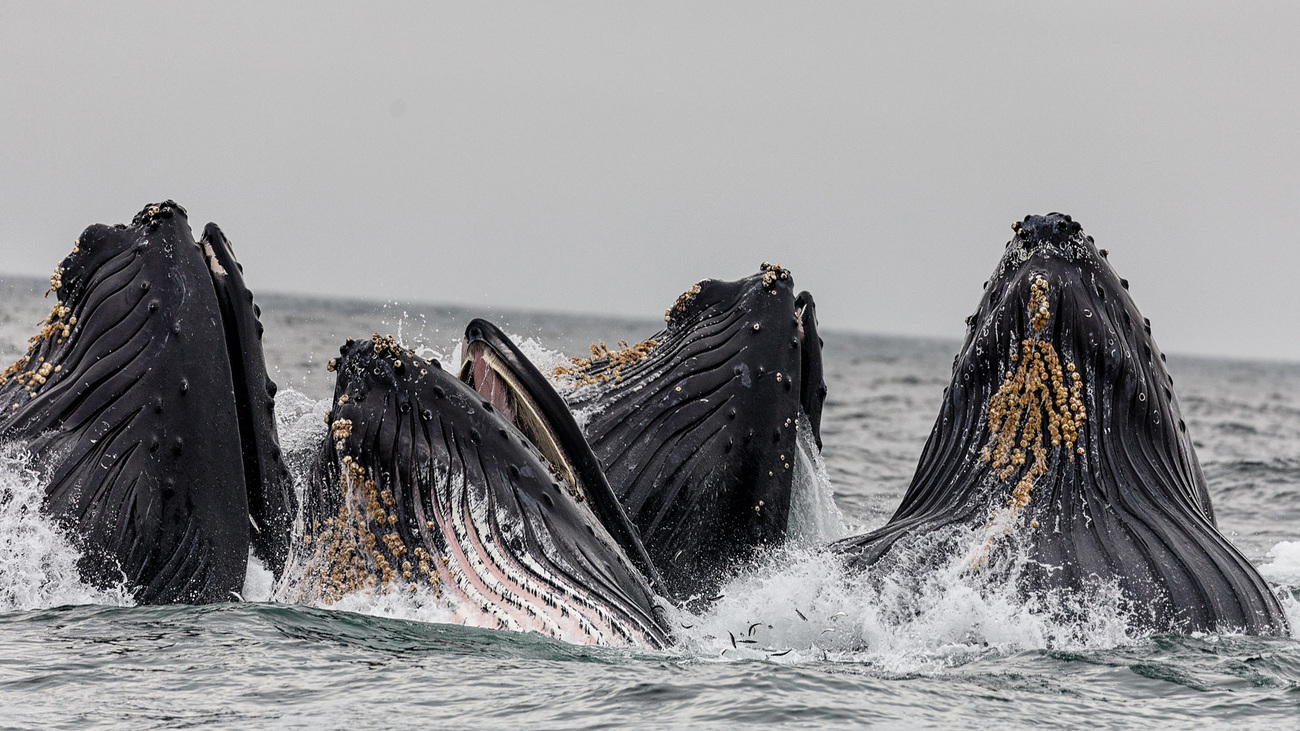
(1, 2), (1297, 361)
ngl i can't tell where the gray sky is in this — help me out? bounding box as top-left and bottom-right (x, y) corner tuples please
(2, 2), (1297, 361)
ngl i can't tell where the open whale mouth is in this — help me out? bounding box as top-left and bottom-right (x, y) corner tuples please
(458, 328), (581, 501)
(456, 319), (668, 595)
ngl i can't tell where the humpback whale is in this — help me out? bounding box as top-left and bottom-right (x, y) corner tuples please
(836, 214), (1289, 635)
(287, 333), (670, 648)
(559, 264), (827, 599)
(0, 202), (296, 603)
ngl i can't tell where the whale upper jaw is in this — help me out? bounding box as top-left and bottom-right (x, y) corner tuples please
(836, 213), (1289, 636)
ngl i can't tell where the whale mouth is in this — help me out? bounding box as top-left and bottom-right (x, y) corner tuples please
(459, 339), (580, 500)
(456, 318), (668, 596)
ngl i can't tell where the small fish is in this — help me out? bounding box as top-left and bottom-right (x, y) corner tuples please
(737, 639), (757, 645)
(709, 594), (725, 602)
(821, 627), (836, 634)
(229, 590), (245, 602)
(795, 608), (808, 621)
(747, 622), (762, 636)
(768, 649), (793, 658)
(680, 623), (694, 629)
(729, 631), (737, 648)
(830, 611), (846, 621)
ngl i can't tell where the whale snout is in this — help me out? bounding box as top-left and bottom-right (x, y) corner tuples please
(1012, 213), (1083, 248)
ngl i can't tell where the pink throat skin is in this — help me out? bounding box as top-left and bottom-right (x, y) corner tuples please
(466, 347), (518, 425)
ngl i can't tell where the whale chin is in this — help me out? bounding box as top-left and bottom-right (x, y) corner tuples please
(836, 213), (1289, 636)
(0, 201), (295, 603)
(560, 263), (827, 600)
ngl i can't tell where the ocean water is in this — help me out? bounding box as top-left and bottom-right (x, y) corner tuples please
(0, 275), (1297, 729)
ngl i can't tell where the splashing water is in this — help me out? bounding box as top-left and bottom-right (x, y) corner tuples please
(0, 446), (133, 610)
(1260, 541), (1300, 587)
(241, 552), (275, 602)
(788, 411), (849, 545)
(682, 482), (1148, 670)
(679, 536), (1143, 673)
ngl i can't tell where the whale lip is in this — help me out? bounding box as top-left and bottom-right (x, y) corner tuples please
(458, 318), (669, 597)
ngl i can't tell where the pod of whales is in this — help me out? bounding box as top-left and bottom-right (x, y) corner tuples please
(0, 203), (1288, 643)
(835, 214), (1289, 635)
(0, 202), (295, 603)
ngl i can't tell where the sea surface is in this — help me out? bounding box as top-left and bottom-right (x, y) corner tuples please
(0, 275), (1297, 729)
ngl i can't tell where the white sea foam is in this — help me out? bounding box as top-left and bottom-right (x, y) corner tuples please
(677, 527), (1141, 671)
(1259, 541), (1300, 586)
(0, 445), (133, 611)
(241, 552), (275, 602)
(324, 584), (461, 626)
(272, 388), (332, 507)
(510, 334), (573, 380)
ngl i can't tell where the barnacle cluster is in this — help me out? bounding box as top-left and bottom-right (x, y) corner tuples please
(553, 338), (658, 387)
(979, 275), (1087, 513)
(27, 302), (76, 348)
(664, 283), (702, 323)
(1, 302), (76, 402)
(760, 261), (789, 289)
(298, 455), (442, 603)
(370, 333), (401, 356)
